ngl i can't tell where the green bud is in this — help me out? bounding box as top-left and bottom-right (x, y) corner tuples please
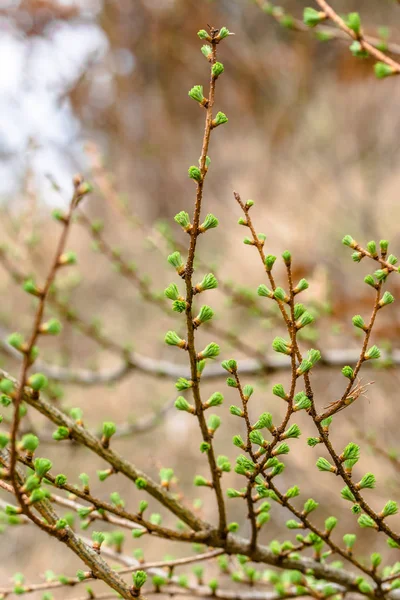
(139, 500), (148, 514)
(221, 359), (237, 373)
(358, 472), (376, 489)
(52, 427), (70, 441)
(285, 486), (300, 499)
(132, 570), (147, 589)
(28, 373), (48, 391)
(201, 44), (212, 59)
(167, 251), (185, 274)
(273, 442), (289, 456)
(228, 522), (239, 532)
(0, 378), (14, 395)
(200, 441), (210, 453)
(342, 442), (360, 462)
(307, 437), (320, 447)
(7, 332), (24, 351)
(194, 475), (210, 487)
(20, 434), (39, 453)
(164, 331), (187, 348)
(294, 279), (309, 293)
(381, 500), (398, 517)
(230, 405), (243, 417)
(188, 85), (206, 104)
(249, 430), (265, 446)
(342, 366), (354, 379)
(40, 319), (62, 335)
(55, 474), (67, 486)
(199, 213), (219, 231)
(303, 498), (318, 515)
(358, 514), (376, 529)
(364, 345), (380, 360)
(233, 434), (245, 448)
(286, 519), (302, 529)
(316, 457), (335, 472)
(198, 29), (211, 40)
(212, 62), (224, 77)
(342, 235), (357, 248)
(205, 391), (224, 408)
(23, 278), (41, 296)
(217, 26), (231, 40)
(257, 284), (273, 298)
(283, 424), (301, 439)
(343, 533), (356, 549)
(294, 303), (306, 319)
(175, 377), (192, 391)
(194, 305), (214, 326)
(0, 432), (9, 449)
(346, 12), (361, 35)
(102, 422), (116, 439)
(34, 457), (52, 478)
(272, 384), (287, 399)
(207, 413), (221, 433)
(274, 287), (289, 302)
(172, 299), (186, 313)
(58, 251), (77, 266)
(174, 211), (191, 231)
(265, 254), (276, 271)
(303, 6), (326, 27)
(367, 240), (377, 256)
(226, 377), (238, 388)
(374, 268), (389, 282)
(195, 273), (218, 292)
(375, 62), (395, 79)
(341, 486), (356, 502)
(294, 392), (311, 411)
(175, 396), (195, 413)
(352, 315), (366, 330)
(388, 253), (398, 265)
(364, 274), (376, 288)
(217, 455), (231, 472)
(325, 516), (337, 532)
(257, 512), (270, 527)
(379, 291), (394, 307)
(253, 412), (273, 431)
(197, 342), (220, 360)
(135, 477), (147, 489)
(243, 384), (253, 400)
(272, 337), (292, 355)
(296, 311), (314, 329)
(227, 488), (245, 498)
(212, 111), (228, 127)
(188, 166), (202, 181)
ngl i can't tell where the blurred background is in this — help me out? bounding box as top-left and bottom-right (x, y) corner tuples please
(1, 0), (400, 596)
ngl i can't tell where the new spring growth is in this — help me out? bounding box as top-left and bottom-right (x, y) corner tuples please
(212, 62), (224, 78)
(212, 112), (228, 128)
(193, 305), (214, 327)
(175, 396), (195, 413)
(175, 377), (192, 391)
(20, 433), (39, 458)
(342, 235), (358, 249)
(132, 570), (147, 594)
(303, 7), (326, 27)
(356, 472), (376, 490)
(375, 62), (396, 78)
(101, 422), (116, 448)
(265, 254), (276, 271)
(204, 392), (224, 409)
(34, 457), (52, 479)
(294, 279), (309, 294)
(188, 166), (202, 182)
(174, 211), (192, 232)
(160, 468), (174, 489)
(164, 331), (188, 349)
(197, 342), (220, 360)
(342, 366), (354, 379)
(272, 384), (287, 400)
(221, 358), (237, 373)
(23, 278), (42, 297)
(296, 311), (314, 330)
(257, 284), (274, 299)
(352, 315), (367, 331)
(346, 12), (361, 36)
(217, 26), (232, 40)
(167, 251), (185, 276)
(364, 345), (381, 360)
(58, 251), (77, 266)
(199, 213), (219, 232)
(28, 373), (48, 391)
(194, 273), (218, 293)
(194, 475), (212, 487)
(274, 287), (289, 303)
(272, 337), (292, 355)
(39, 318), (62, 335)
(297, 349), (321, 375)
(201, 44), (212, 60)
(316, 457), (336, 473)
(379, 291), (394, 307)
(208, 413), (221, 434)
(188, 85), (208, 107)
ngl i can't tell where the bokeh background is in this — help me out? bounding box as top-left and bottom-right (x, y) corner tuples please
(1, 0), (400, 596)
